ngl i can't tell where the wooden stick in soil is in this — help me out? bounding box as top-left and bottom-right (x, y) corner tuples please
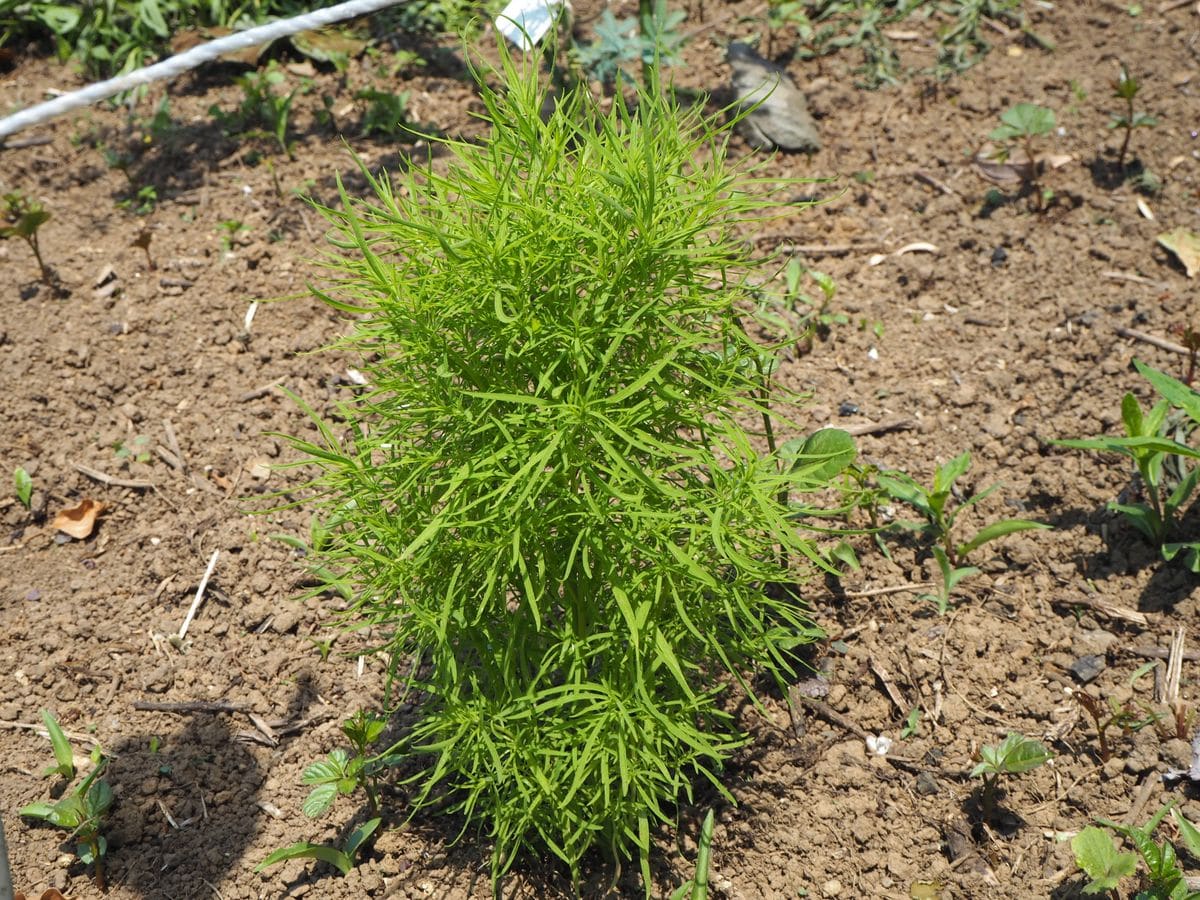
(1125, 645), (1200, 663)
(74, 462), (155, 489)
(1115, 325), (1191, 356)
(176, 549), (220, 642)
(132, 700), (247, 714)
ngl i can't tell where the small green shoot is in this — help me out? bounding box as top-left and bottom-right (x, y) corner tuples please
(970, 732), (1051, 820)
(985, 103), (1056, 208)
(210, 62), (296, 157)
(302, 710), (388, 819)
(669, 809), (714, 900)
(1109, 63), (1156, 170)
(114, 434), (152, 465)
(877, 451), (1048, 611)
(14, 466), (33, 509)
(256, 816), (381, 877)
(900, 707), (921, 740)
(1, 191), (52, 284)
(1075, 690), (1160, 763)
(20, 713), (113, 890)
(1055, 360), (1200, 569)
(39, 708), (76, 780)
(356, 88), (414, 139)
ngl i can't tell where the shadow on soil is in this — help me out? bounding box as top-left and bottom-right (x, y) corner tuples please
(84, 671), (323, 897)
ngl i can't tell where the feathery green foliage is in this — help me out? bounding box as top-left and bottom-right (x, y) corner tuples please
(289, 55), (841, 886)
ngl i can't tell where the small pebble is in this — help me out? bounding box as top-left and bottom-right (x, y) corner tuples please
(24, 588), (40, 601)
(915, 771), (940, 796)
(837, 401), (860, 416)
(1070, 654), (1106, 683)
(991, 246), (1008, 266)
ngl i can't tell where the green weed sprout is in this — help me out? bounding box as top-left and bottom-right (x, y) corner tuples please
(210, 63), (296, 157)
(356, 88), (414, 139)
(20, 712), (113, 890)
(987, 102), (1056, 207)
(256, 817), (381, 877)
(1055, 359), (1200, 569)
(14, 467), (33, 510)
(575, 0), (686, 87)
(970, 732), (1051, 820)
(877, 451), (1048, 612)
(669, 809), (714, 900)
(1109, 63), (1157, 171)
(1076, 803), (1200, 899)
(288, 49), (843, 888)
(1, 191), (52, 284)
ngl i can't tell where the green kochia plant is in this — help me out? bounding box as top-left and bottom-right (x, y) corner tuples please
(970, 732), (1051, 820)
(288, 51), (843, 890)
(1074, 803), (1200, 898)
(1055, 360), (1200, 570)
(20, 711), (114, 890)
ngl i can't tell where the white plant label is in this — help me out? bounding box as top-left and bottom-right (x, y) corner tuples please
(495, 0), (563, 50)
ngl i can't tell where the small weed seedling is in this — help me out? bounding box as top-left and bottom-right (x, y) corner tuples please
(114, 434), (151, 465)
(1075, 690), (1159, 763)
(984, 102), (1056, 208)
(970, 732), (1051, 821)
(574, 0), (686, 87)
(356, 88), (415, 139)
(1109, 62), (1157, 171)
(669, 809), (714, 900)
(259, 710), (392, 877)
(1075, 803), (1200, 898)
(20, 711), (114, 890)
(14, 466), (33, 509)
(211, 62), (296, 157)
(1, 191), (52, 284)
(877, 451), (1048, 612)
(218, 219), (249, 255)
(1055, 360), (1200, 570)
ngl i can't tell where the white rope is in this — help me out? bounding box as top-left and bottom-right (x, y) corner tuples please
(0, 0), (406, 142)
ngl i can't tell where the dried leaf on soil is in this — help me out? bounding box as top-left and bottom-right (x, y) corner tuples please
(1157, 226), (1200, 277)
(51, 498), (106, 539)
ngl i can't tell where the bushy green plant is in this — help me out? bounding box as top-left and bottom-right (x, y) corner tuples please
(287, 52), (845, 888)
(1055, 360), (1200, 570)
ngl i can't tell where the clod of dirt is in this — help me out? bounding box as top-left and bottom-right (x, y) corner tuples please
(727, 42), (820, 153)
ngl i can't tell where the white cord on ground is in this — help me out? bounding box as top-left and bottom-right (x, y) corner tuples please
(0, 0), (406, 143)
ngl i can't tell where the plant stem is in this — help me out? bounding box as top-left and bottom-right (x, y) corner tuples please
(27, 233), (50, 285)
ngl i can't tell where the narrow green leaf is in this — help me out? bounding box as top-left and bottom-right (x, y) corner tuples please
(255, 842), (353, 875)
(41, 709), (75, 780)
(957, 519), (1050, 559)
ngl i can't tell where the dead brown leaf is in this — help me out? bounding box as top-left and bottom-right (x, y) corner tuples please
(52, 499), (106, 539)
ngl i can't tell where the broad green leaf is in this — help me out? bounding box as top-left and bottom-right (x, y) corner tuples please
(957, 519), (1050, 559)
(303, 782), (338, 818)
(1122, 392), (1144, 436)
(783, 428), (856, 487)
(995, 102), (1055, 137)
(1072, 826), (1136, 894)
(255, 842), (353, 875)
(1162, 542), (1200, 572)
(303, 749), (350, 785)
(18, 800), (57, 820)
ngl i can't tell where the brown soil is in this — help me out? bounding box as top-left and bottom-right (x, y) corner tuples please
(3, 3), (1200, 899)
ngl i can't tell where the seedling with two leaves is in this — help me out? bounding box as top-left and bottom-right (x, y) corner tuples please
(877, 451), (1049, 613)
(1074, 802), (1200, 898)
(970, 732), (1052, 821)
(258, 710), (393, 877)
(1, 191), (52, 285)
(979, 102), (1057, 208)
(19, 711), (114, 891)
(1110, 63), (1157, 171)
(1055, 359), (1200, 571)
(1075, 689), (1160, 764)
